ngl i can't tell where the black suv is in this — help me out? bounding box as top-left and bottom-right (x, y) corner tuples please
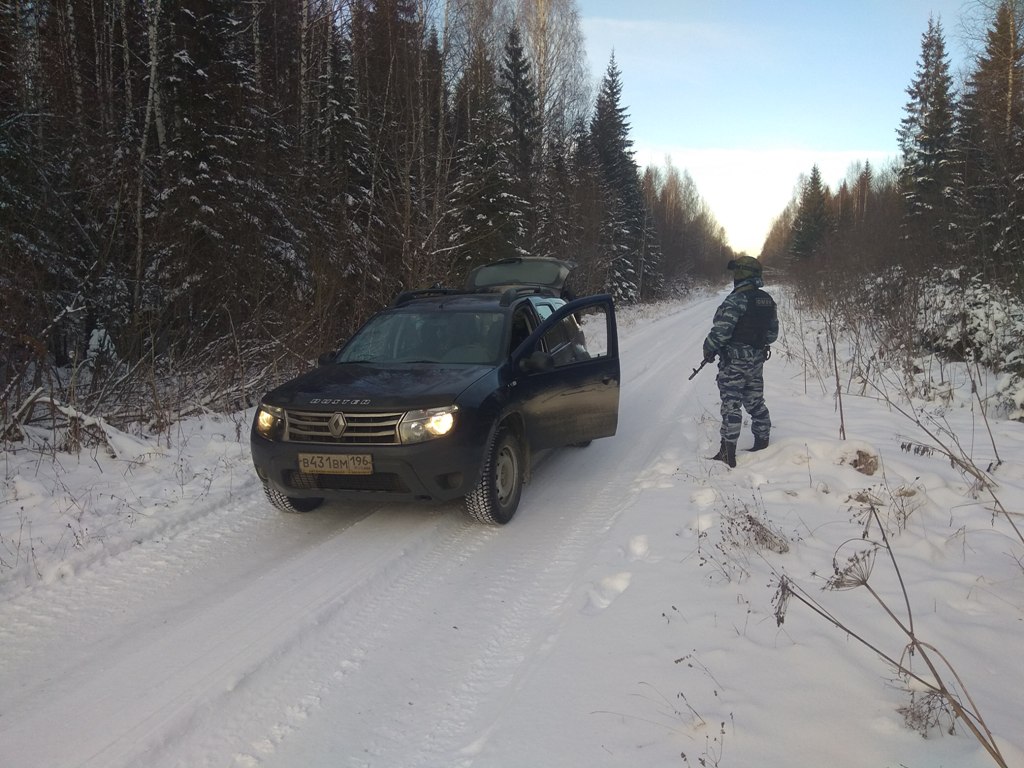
(250, 258), (620, 524)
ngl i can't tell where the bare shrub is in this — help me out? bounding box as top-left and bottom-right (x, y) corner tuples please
(771, 502), (1011, 768)
(690, 492), (790, 586)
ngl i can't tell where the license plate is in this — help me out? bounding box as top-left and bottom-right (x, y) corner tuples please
(297, 453), (373, 475)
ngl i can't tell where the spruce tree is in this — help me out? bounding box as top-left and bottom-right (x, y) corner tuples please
(957, 1), (1024, 287)
(500, 24), (540, 253)
(350, 0), (427, 301)
(567, 117), (604, 295)
(898, 15), (959, 266)
(790, 165), (831, 261)
(300, 31), (382, 341)
(589, 54), (660, 302)
(535, 134), (574, 261)
(447, 46), (526, 280)
(154, 0), (299, 349)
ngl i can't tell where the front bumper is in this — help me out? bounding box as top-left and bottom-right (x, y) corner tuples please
(250, 430), (488, 503)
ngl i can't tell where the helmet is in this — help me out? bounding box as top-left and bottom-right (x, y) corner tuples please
(728, 255), (762, 281)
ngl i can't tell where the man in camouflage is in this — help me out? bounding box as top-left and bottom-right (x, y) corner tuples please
(702, 255), (778, 468)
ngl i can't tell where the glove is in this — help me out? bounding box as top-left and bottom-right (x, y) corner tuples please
(703, 351), (716, 364)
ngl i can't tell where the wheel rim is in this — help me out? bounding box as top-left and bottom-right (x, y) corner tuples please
(494, 443), (519, 506)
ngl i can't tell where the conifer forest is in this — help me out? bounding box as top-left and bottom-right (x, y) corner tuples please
(1, 0), (1023, 429)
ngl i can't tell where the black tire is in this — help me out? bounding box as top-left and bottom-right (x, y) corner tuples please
(571, 440), (592, 448)
(465, 426), (523, 525)
(262, 481), (323, 514)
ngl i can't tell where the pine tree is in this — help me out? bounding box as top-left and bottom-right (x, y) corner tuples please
(898, 15), (959, 266)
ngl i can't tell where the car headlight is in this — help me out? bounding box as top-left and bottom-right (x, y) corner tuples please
(398, 406), (458, 444)
(255, 405), (286, 440)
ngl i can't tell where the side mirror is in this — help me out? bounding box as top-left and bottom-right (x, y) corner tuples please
(519, 350), (554, 373)
(317, 351), (338, 366)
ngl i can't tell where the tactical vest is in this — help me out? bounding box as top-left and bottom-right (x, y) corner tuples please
(730, 288), (776, 347)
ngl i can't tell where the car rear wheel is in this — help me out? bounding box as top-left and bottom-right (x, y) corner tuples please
(465, 426), (523, 525)
(262, 481), (324, 514)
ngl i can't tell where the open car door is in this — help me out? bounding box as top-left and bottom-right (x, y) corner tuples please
(512, 295), (619, 451)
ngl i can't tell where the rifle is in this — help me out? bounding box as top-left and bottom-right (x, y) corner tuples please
(688, 358), (712, 380)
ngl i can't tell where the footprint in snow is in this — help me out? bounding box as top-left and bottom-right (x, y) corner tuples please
(633, 455), (681, 490)
(623, 534), (656, 562)
(582, 572), (632, 615)
(690, 488), (717, 507)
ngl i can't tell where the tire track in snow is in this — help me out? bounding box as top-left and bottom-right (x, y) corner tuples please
(0, 499), (469, 768)
(374, 303), (726, 765)
(0, 486), (275, 676)
(226, 302), (729, 767)
(144, 510), (497, 768)
(0, 298), (730, 768)
(235, 481), (639, 768)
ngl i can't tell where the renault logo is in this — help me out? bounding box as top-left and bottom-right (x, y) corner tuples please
(328, 412), (347, 438)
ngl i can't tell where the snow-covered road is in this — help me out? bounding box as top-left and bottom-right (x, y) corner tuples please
(3, 292), (1022, 768)
(0, 297), (724, 767)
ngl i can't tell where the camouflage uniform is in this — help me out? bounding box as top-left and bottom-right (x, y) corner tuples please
(703, 257), (778, 466)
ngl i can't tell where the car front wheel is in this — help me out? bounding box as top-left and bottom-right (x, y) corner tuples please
(262, 481), (324, 514)
(465, 426), (523, 525)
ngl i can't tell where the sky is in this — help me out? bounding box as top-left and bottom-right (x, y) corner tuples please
(577, 0), (978, 255)
(2, 291), (1022, 767)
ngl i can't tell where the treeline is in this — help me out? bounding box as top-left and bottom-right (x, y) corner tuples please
(763, 3), (1024, 298)
(0, 0), (729, 419)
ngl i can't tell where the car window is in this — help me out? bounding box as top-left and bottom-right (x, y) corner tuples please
(339, 310), (505, 364)
(541, 315), (585, 366)
(337, 313), (409, 362)
(538, 304), (610, 367)
(437, 312), (505, 364)
(509, 306), (537, 354)
(576, 304), (610, 357)
(528, 296), (567, 321)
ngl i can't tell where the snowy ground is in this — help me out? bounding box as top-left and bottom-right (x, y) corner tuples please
(1, 290), (1022, 768)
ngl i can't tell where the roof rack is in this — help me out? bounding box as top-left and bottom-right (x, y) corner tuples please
(498, 286), (555, 306)
(391, 283), (558, 309)
(391, 287), (464, 307)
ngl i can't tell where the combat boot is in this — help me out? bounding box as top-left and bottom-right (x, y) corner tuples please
(711, 440), (737, 468)
(750, 435), (770, 452)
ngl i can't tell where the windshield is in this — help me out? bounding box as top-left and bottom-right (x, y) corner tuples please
(337, 310), (507, 365)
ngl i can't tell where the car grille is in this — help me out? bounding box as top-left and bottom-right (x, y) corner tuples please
(286, 470), (409, 493)
(284, 409), (403, 445)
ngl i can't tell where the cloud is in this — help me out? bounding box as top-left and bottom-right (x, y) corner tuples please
(635, 145), (896, 254)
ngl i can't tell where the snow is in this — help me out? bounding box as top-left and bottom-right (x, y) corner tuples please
(1, 290), (1022, 768)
